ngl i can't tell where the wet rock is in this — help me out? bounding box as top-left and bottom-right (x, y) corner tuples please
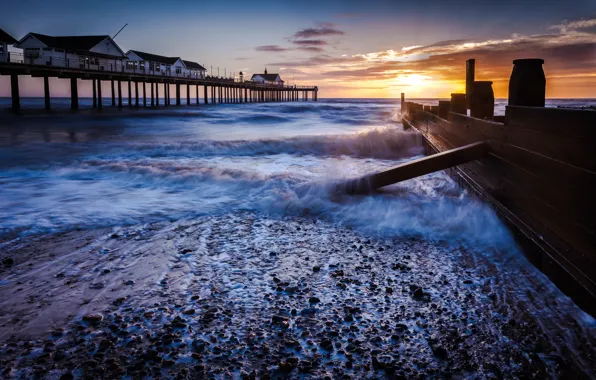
(59, 373), (74, 380)
(313, 266), (321, 272)
(82, 314), (104, 324)
(309, 297), (321, 304)
(192, 339), (207, 353)
(320, 339), (333, 350)
(412, 287), (426, 300)
(182, 309), (196, 315)
(432, 346), (449, 360)
(2, 257), (14, 267)
(463, 280), (473, 284)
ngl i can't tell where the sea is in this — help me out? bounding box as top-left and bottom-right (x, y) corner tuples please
(0, 97), (594, 242)
(1, 97), (596, 377)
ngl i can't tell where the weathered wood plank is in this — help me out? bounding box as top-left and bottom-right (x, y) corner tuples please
(340, 142), (489, 194)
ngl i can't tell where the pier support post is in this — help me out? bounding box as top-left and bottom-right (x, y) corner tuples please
(204, 85), (208, 104)
(156, 83), (160, 106)
(117, 80), (122, 108)
(97, 80), (102, 109)
(196, 85), (199, 105)
(111, 80), (115, 107)
(176, 83), (181, 105)
(143, 82), (146, 107)
(127, 81), (132, 107)
(187, 84), (190, 105)
(10, 74), (20, 113)
(135, 81), (139, 107)
(92, 79), (97, 109)
(43, 76), (50, 111)
(70, 77), (78, 110)
(164, 83), (169, 106)
(151, 82), (155, 107)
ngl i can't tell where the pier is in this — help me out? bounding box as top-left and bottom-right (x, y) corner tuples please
(0, 62), (318, 113)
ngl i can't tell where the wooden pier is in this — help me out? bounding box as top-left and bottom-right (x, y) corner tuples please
(0, 62), (318, 113)
(395, 59), (596, 316)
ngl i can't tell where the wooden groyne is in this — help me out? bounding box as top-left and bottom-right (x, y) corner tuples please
(399, 58), (596, 316)
(0, 62), (318, 113)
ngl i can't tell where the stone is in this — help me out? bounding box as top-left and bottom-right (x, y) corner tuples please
(2, 257), (14, 266)
(82, 314), (104, 324)
(309, 297), (321, 304)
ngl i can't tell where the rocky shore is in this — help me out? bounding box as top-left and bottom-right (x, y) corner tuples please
(1, 212), (595, 379)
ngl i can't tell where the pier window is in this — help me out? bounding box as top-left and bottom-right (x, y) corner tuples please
(126, 61), (136, 70)
(175, 67), (181, 74)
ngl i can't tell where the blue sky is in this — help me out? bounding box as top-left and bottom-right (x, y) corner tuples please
(2, 0), (595, 97)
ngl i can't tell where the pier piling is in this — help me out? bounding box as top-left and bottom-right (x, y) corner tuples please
(43, 76), (50, 110)
(70, 78), (78, 110)
(10, 74), (20, 113)
(135, 81), (139, 107)
(111, 80), (115, 107)
(117, 80), (122, 108)
(97, 80), (102, 109)
(92, 79), (97, 108)
(127, 81), (132, 107)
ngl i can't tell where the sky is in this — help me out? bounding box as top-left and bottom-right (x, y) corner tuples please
(1, 0), (595, 98)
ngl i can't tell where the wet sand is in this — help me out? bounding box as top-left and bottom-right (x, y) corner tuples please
(1, 212), (595, 379)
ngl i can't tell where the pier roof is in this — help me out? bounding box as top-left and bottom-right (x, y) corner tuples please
(28, 33), (109, 51)
(128, 50), (180, 65)
(251, 73), (283, 82)
(0, 29), (18, 44)
(182, 60), (206, 71)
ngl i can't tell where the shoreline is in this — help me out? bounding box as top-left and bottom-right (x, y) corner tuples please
(1, 212), (595, 378)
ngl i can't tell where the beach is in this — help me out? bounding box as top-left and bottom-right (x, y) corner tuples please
(1, 99), (596, 378)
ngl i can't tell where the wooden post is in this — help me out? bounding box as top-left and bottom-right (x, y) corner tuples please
(70, 77), (78, 110)
(204, 85), (208, 104)
(151, 82), (155, 107)
(10, 74), (20, 113)
(97, 80), (102, 109)
(111, 79), (115, 106)
(196, 85), (199, 105)
(127, 81), (131, 107)
(466, 59), (475, 109)
(156, 82), (159, 106)
(164, 83), (168, 106)
(339, 142), (489, 194)
(135, 81), (139, 107)
(143, 82), (147, 107)
(43, 76), (50, 110)
(92, 79), (97, 108)
(117, 80), (122, 108)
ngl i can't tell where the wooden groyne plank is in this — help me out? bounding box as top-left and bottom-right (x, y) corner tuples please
(339, 141), (490, 194)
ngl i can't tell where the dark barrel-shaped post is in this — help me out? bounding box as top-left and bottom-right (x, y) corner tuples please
(450, 93), (466, 115)
(508, 58), (545, 107)
(469, 81), (494, 119)
(438, 101), (450, 119)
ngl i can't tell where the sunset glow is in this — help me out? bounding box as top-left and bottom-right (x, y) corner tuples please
(1, 0), (594, 98)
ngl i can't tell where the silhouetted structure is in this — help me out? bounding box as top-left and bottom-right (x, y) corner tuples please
(508, 58), (546, 107)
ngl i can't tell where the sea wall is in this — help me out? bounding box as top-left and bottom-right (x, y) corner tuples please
(404, 105), (596, 316)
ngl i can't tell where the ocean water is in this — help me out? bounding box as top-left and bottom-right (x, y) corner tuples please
(2, 98), (596, 377)
(0, 97), (594, 245)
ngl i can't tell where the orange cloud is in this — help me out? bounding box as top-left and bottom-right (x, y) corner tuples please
(272, 18), (596, 98)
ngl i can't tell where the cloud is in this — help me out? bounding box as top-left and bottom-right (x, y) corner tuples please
(255, 45), (288, 52)
(296, 46), (326, 53)
(293, 39), (328, 46)
(268, 17), (596, 97)
(293, 25), (345, 39)
(551, 17), (596, 34)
